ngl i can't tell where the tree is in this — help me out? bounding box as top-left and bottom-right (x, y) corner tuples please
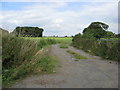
(82, 22), (109, 39)
(12, 27), (44, 37)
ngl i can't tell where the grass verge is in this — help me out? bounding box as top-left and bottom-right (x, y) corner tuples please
(33, 49), (58, 74)
(2, 48), (58, 88)
(2, 36), (57, 88)
(67, 50), (87, 59)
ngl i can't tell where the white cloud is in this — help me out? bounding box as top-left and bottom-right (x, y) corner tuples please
(1, 2), (118, 36)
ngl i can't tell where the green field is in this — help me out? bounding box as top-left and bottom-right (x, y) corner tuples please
(20, 37), (73, 44)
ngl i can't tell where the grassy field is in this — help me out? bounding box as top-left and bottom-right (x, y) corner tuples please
(21, 37), (73, 44)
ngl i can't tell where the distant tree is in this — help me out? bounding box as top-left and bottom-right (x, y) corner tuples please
(12, 27), (44, 37)
(71, 35), (74, 37)
(82, 22), (109, 39)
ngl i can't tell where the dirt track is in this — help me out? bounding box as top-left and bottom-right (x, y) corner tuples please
(11, 44), (118, 88)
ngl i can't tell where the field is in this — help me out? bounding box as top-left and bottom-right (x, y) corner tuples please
(21, 37), (73, 44)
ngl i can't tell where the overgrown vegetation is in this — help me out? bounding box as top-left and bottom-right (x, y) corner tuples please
(2, 35), (57, 87)
(72, 34), (120, 62)
(67, 50), (87, 59)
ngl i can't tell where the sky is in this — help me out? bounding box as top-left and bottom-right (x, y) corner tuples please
(0, 0), (119, 36)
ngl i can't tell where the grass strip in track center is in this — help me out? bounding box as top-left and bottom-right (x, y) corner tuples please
(67, 50), (87, 60)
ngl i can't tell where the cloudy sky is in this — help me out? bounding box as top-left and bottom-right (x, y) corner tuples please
(0, 0), (119, 36)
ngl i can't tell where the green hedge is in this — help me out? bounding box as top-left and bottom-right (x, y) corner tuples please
(72, 36), (120, 62)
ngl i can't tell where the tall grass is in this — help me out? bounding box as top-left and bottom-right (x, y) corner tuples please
(2, 35), (57, 87)
(2, 36), (38, 69)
